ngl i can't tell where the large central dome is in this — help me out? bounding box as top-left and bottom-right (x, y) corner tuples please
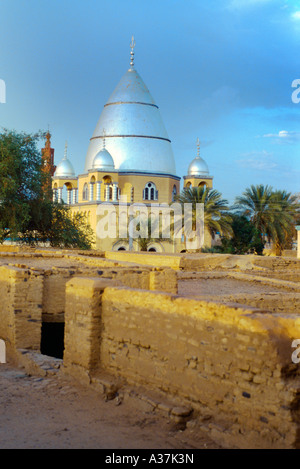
(84, 41), (176, 175)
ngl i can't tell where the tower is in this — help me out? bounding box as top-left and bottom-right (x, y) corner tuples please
(42, 131), (56, 177)
(183, 138), (213, 189)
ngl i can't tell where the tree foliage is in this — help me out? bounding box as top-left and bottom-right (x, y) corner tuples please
(174, 186), (233, 240)
(234, 184), (300, 255)
(219, 213), (264, 255)
(0, 129), (94, 249)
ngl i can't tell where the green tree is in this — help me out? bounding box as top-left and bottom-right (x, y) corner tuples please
(220, 213), (264, 255)
(174, 186), (232, 247)
(235, 184), (300, 255)
(0, 129), (94, 249)
(0, 129), (47, 241)
(45, 204), (94, 249)
(267, 190), (300, 256)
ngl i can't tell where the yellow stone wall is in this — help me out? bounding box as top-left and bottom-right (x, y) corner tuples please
(0, 266), (43, 356)
(52, 166), (216, 253)
(63, 278), (300, 449)
(183, 175), (213, 189)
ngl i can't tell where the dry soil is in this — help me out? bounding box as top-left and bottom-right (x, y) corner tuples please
(0, 362), (220, 450)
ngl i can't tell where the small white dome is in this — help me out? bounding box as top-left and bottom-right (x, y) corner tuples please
(55, 158), (75, 178)
(92, 148), (115, 171)
(188, 157), (209, 177)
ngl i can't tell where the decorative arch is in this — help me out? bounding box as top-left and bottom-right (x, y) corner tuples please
(102, 175), (112, 184)
(143, 182), (158, 201)
(146, 241), (164, 253)
(82, 183), (89, 201)
(112, 240), (129, 251)
(172, 184), (177, 202)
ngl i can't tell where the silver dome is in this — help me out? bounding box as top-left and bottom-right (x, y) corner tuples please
(188, 157), (210, 177)
(54, 142), (76, 178)
(55, 158), (75, 178)
(84, 67), (176, 175)
(92, 148), (115, 171)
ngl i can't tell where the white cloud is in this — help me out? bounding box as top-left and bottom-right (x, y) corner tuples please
(291, 10), (300, 20)
(236, 150), (277, 171)
(263, 130), (300, 143)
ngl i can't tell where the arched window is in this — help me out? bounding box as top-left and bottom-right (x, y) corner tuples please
(82, 183), (88, 201)
(172, 185), (177, 202)
(143, 182), (158, 201)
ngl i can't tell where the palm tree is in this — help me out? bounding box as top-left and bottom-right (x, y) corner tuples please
(234, 184), (274, 243)
(173, 186), (232, 249)
(268, 190), (300, 256)
(235, 184), (300, 255)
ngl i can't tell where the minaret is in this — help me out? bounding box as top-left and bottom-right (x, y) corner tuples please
(183, 138), (213, 189)
(42, 131), (56, 177)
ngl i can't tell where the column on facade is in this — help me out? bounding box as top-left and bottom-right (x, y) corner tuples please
(96, 182), (101, 201)
(112, 182), (118, 202)
(67, 189), (72, 205)
(105, 184), (110, 202)
(52, 189), (57, 203)
(72, 188), (77, 204)
(89, 182), (94, 201)
(57, 188), (63, 203)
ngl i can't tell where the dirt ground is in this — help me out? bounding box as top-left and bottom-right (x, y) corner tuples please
(177, 277), (288, 297)
(0, 362), (221, 450)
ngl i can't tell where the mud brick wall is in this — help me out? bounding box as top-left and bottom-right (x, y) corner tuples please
(42, 269), (75, 322)
(63, 277), (116, 376)
(0, 266), (43, 355)
(63, 278), (300, 449)
(105, 250), (183, 269)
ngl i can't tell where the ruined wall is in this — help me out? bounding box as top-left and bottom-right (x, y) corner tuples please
(0, 266), (43, 356)
(63, 278), (300, 449)
(105, 251), (183, 269)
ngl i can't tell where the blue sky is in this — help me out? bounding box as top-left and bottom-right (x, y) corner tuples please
(0, 0), (299, 204)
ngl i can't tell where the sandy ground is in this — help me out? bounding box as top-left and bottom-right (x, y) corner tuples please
(0, 362), (220, 450)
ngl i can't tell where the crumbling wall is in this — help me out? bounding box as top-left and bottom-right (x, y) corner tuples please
(0, 266), (43, 356)
(63, 278), (300, 449)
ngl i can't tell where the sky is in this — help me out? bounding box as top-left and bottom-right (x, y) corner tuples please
(0, 0), (299, 204)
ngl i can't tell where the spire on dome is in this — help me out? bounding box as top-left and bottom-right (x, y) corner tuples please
(196, 138), (200, 158)
(187, 138), (210, 177)
(54, 140), (75, 178)
(129, 35), (136, 70)
(63, 141), (68, 160)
